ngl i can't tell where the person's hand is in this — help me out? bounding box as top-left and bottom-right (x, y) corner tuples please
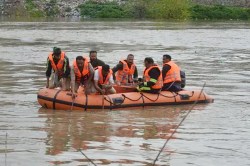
(100, 89), (105, 95)
(133, 79), (138, 84)
(105, 85), (112, 89)
(115, 81), (121, 86)
(138, 82), (144, 88)
(138, 78), (143, 83)
(72, 92), (77, 99)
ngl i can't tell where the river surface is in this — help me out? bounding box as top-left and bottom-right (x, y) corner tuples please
(0, 20), (249, 166)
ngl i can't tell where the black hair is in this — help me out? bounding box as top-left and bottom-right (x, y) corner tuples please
(102, 64), (110, 72)
(163, 54), (171, 60)
(53, 47), (61, 56)
(76, 56), (84, 61)
(144, 57), (154, 64)
(127, 54), (134, 57)
(89, 50), (97, 55)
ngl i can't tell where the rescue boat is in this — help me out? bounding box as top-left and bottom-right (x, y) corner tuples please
(37, 85), (214, 110)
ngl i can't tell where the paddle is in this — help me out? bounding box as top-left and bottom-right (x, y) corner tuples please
(70, 90), (77, 111)
(101, 87), (106, 110)
(70, 97), (75, 111)
(102, 94), (105, 110)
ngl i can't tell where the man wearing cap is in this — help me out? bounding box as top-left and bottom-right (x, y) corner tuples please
(46, 47), (71, 90)
(89, 50), (105, 68)
(93, 64), (116, 94)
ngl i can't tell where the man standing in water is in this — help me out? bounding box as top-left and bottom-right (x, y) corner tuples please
(45, 47), (70, 90)
(112, 54), (138, 85)
(89, 50), (105, 68)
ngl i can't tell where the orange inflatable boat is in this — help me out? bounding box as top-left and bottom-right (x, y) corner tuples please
(37, 85), (214, 110)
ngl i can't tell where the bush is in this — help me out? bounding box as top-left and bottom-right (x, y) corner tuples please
(191, 5), (250, 20)
(79, 1), (126, 18)
(148, 0), (190, 19)
(123, 0), (150, 18)
(25, 0), (44, 17)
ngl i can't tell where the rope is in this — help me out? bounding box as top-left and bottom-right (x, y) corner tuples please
(104, 95), (113, 110)
(141, 93), (160, 102)
(122, 93), (143, 102)
(159, 92), (179, 98)
(152, 82), (206, 165)
(163, 81), (175, 91)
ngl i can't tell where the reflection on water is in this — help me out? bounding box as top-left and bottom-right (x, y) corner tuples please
(38, 105), (205, 165)
(0, 21), (250, 166)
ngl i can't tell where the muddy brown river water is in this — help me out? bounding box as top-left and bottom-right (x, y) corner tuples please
(0, 20), (249, 166)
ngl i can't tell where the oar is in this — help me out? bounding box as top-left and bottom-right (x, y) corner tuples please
(102, 94), (105, 110)
(70, 97), (75, 111)
(101, 86), (106, 110)
(70, 91), (77, 111)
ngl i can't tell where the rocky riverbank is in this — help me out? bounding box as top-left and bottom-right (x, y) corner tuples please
(0, 0), (250, 17)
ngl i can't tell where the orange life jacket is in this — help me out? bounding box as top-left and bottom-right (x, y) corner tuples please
(48, 52), (65, 77)
(73, 57), (90, 83)
(116, 60), (136, 83)
(143, 65), (163, 90)
(163, 61), (181, 84)
(97, 66), (113, 85)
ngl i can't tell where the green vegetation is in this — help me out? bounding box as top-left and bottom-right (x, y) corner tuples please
(25, 0), (44, 17)
(78, 0), (250, 20)
(25, 0), (60, 17)
(79, 0), (190, 19)
(79, 1), (126, 18)
(44, 0), (60, 17)
(21, 0), (250, 20)
(147, 0), (190, 19)
(191, 5), (250, 20)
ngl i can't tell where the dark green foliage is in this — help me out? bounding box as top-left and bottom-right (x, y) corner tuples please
(25, 0), (44, 17)
(191, 5), (250, 20)
(79, 1), (126, 18)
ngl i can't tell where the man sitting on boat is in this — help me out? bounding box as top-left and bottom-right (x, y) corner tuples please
(45, 47), (70, 90)
(137, 57), (162, 94)
(93, 65), (116, 94)
(71, 56), (95, 97)
(112, 54), (138, 86)
(89, 50), (105, 68)
(162, 54), (182, 92)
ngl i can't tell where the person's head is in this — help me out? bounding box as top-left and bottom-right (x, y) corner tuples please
(89, 51), (97, 61)
(163, 54), (171, 64)
(53, 47), (61, 60)
(102, 64), (110, 77)
(126, 54), (134, 65)
(76, 56), (85, 69)
(144, 57), (154, 68)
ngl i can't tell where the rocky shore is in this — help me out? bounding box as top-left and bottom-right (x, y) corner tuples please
(0, 0), (250, 17)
